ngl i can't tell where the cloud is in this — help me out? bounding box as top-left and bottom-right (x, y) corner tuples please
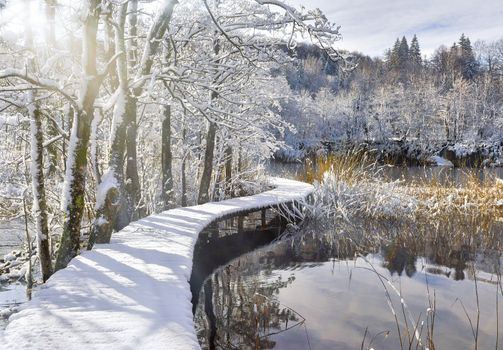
(287, 0), (503, 57)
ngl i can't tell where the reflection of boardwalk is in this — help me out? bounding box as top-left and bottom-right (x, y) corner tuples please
(2, 178), (313, 350)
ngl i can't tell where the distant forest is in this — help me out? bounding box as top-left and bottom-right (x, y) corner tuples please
(276, 34), (503, 165)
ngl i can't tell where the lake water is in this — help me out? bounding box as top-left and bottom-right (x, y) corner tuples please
(194, 230), (502, 350)
(194, 162), (503, 349)
(0, 220), (24, 257)
(0, 220), (27, 329)
(267, 160), (503, 185)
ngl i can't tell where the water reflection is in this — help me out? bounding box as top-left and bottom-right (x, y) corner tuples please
(196, 270), (301, 350)
(267, 159), (503, 186)
(382, 244), (417, 278)
(195, 224), (503, 350)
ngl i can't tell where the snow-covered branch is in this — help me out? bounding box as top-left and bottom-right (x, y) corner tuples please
(0, 69), (79, 111)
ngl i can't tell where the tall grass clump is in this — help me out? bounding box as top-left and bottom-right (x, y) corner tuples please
(301, 150), (503, 249)
(302, 150), (418, 223)
(409, 173), (503, 228)
(302, 149), (376, 185)
(302, 150), (503, 227)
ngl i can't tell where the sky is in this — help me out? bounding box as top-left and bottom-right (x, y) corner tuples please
(287, 0), (503, 58)
(1, 0), (502, 59)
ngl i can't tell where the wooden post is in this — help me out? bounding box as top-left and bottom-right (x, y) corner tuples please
(261, 209), (266, 228)
(237, 215), (244, 233)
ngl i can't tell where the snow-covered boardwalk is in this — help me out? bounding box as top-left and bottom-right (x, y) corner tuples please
(2, 178), (313, 350)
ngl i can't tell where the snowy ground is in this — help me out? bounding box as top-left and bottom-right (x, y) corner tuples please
(1, 178), (313, 350)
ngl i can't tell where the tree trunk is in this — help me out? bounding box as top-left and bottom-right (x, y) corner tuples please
(55, 109), (94, 270)
(198, 34), (220, 205)
(25, 0), (52, 281)
(181, 116), (188, 207)
(123, 0), (137, 220)
(198, 121), (217, 204)
(88, 93), (128, 245)
(181, 155), (187, 207)
(124, 97), (143, 221)
(120, 0), (178, 222)
(55, 0), (102, 271)
(29, 94), (53, 282)
(88, 3), (128, 247)
(127, 0), (138, 68)
(224, 145), (232, 196)
(161, 105), (173, 210)
(238, 147), (243, 173)
(44, 0), (56, 48)
(103, 0), (118, 91)
(62, 105), (73, 173)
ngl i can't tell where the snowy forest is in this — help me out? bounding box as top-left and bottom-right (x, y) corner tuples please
(0, 0), (502, 349)
(277, 33), (503, 165)
(0, 0), (343, 281)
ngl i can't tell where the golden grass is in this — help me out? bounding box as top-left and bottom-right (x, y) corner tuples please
(407, 172), (503, 228)
(301, 149), (376, 185)
(301, 152), (503, 235)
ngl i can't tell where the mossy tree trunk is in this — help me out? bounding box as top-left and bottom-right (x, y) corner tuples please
(55, 0), (102, 270)
(88, 3), (128, 247)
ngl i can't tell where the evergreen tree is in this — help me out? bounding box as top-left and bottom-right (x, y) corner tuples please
(398, 36), (409, 69)
(388, 38), (401, 70)
(448, 42), (460, 75)
(458, 34), (478, 80)
(409, 34), (422, 67)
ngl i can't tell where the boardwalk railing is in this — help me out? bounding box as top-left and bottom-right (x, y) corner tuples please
(2, 178), (313, 350)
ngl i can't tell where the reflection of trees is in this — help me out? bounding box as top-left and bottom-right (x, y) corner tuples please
(382, 244), (417, 277)
(351, 219), (502, 281)
(195, 215), (503, 349)
(195, 227), (365, 349)
(195, 264), (300, 350)
(378, 232), (472, 280)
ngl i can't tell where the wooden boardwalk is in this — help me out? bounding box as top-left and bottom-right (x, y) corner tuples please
(1, 178), (313, 350)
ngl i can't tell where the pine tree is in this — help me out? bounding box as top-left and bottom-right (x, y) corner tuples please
(458, 34), (478, 80)
(409, 34), (422, 67)
(388, 38), (401, 70)
(398, 36), (409, 69)
(448, 42), (460, 75)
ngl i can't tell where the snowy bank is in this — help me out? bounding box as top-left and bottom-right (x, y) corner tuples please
(1, 178), (313, 350)
(428, 155), (454, 167)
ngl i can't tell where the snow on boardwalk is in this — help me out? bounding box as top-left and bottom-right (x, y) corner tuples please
(2, 178), (313, 350)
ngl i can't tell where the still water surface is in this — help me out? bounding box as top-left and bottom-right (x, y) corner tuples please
(193, 162), (503, 349)
(267, 160), (503, 185)
(195, 232), (502, 349)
